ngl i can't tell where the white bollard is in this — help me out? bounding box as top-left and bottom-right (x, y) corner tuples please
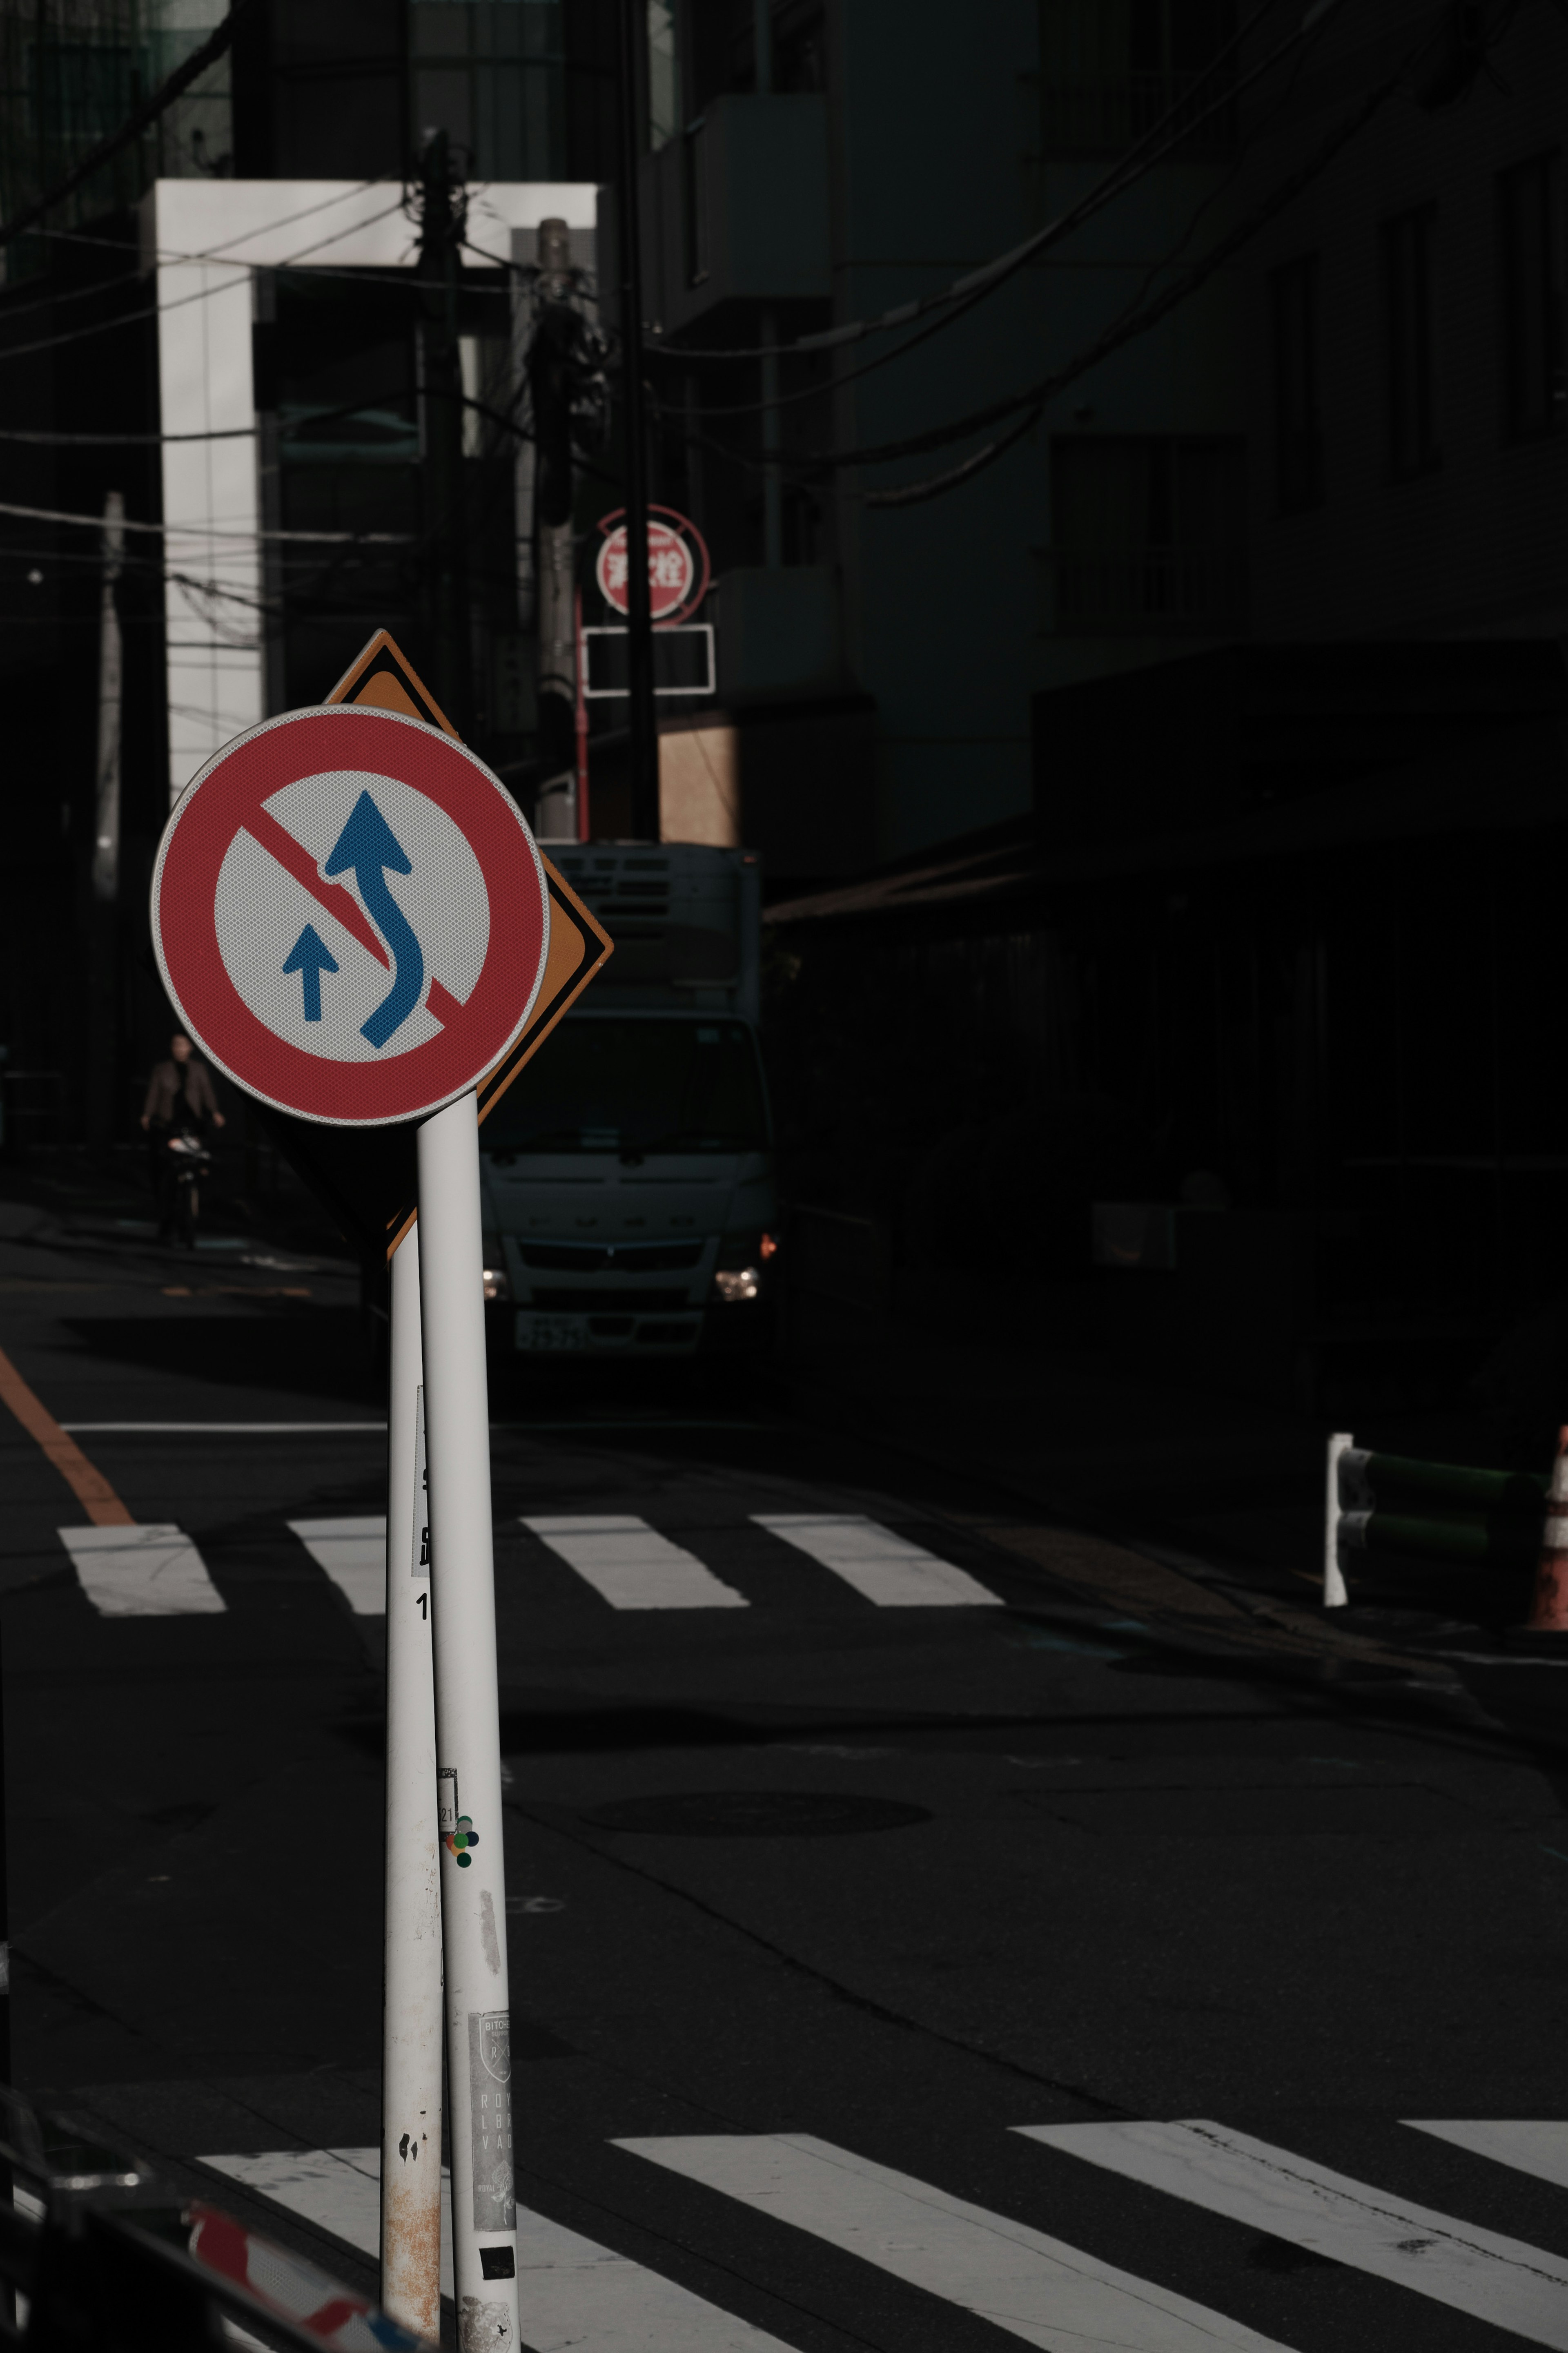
(1323, 1430), (1353, 1608)
(380, 1224), (444, 2335)
(417, 1093), (518, 2350)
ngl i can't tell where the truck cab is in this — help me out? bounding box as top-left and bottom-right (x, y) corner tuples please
(480, 843), (778, 1362)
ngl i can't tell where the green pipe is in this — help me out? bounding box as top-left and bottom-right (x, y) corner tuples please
(1359, 1512), (1538, 1569)
(1361, 1452), (1547, 1514)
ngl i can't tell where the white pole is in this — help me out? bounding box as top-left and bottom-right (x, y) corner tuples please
(417, 1093), (518, 2346)
(380, 1225), (444, 2335)
(1323, 1431), (1352, 1608)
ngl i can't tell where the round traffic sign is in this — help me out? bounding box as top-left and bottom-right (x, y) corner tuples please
(151, 703), (550, 1127)
(594, 506), (710, 626)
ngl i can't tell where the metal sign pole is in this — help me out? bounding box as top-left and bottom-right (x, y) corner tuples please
(379, 1223), (444, 2335)
(417, 1092), (517, 2345)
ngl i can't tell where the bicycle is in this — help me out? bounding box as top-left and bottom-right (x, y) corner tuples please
(164, 1125), (213, 1250)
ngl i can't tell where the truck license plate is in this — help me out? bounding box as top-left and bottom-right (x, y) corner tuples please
(515, 1312), (589, 1353)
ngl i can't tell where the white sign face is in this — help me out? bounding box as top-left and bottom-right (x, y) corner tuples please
(213, 769), (490, 1064)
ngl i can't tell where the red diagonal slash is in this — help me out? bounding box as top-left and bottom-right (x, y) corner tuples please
(245, 807), (464, 1030)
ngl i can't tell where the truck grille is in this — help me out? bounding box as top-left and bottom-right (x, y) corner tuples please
(520, 1241), (704, 1273)
(531, 1287), (694, 1312)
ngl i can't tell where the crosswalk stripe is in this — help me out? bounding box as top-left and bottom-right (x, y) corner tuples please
(617, 2132), (1292, 2350)
(202, 2147), (796, 2350)
(521, 1516), (748, 1610)
(750, 1514), (1002, 1606)
(1017, 2120), (1568, 2346)
(1407, 2121), (1568, 2191)
(57, 1523), (226, 1616)
(202, 2150), (434, 2286)
(287, 1518), (387, 1615)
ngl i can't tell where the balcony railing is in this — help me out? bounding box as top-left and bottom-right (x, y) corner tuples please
(1042, 72), (1236, 158)
(1042, 549), (1247, 637)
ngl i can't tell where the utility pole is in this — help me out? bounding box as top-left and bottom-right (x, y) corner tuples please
(86, 488), (124, 1153)
(615, 0), (659, 840)
(529, 217), (580, 841)
(755, 0), (783, 567)
(92, 491), (124, 908)
(415, 131), (469, 733)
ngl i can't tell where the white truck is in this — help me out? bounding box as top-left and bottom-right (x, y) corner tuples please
(479, 842), (780, 1363)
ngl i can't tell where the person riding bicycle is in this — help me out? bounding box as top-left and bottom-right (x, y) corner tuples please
(140, 1033), (225, 1240)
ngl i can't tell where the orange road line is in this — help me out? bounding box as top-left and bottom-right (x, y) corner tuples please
(0, 1340), (133, 1526)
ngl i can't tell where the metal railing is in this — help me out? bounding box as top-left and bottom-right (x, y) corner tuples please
(0, 2084), (433, 2351)
(1323, 1432), (1546, 1605)
(1043, 549), (1247, 636)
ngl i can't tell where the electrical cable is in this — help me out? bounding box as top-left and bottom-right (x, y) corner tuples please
(642, 8), (1439, 506)
(666, 0), (1333, 422)
(0, 197), (408, 367)
(0, 495), (412, 543)
(635, 0), (1313, 373)
(673, 0), (1353, 425)
(860, 65), (1403, 507)
(0, 174), (390, 338)
(0, 0), (257, 248)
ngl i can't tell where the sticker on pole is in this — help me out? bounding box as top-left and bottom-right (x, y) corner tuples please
(151, 703), (550, 1127)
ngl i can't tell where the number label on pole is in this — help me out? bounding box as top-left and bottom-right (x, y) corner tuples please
(151, 704), (551, 1128)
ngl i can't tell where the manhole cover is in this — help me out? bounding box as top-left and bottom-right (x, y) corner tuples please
(583, 1791), (931, 1837)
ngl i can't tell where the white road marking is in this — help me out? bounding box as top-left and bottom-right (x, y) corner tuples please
(62, 1422), (387, 1434)
(288, 1517), (387, 1615)
(58, 1523), (226, 1616)
(617, 2132), (1292, 2350)
(521, 1516), (748, 1610)
(201, 2150), (434, 2288)
(750, 1514), (1002, 1606)
(1406, 2121), (1568, 2190)
(203, 2148), (795, 2349)
(1018, 2120), (1568, 2345)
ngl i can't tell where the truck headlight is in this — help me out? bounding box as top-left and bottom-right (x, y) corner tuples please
(711, 1265), (760, 1303)
(482, 1236), (510, 1302)
(712, 1231), (777, 1304)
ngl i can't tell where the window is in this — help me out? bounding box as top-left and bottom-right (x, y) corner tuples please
(1271, 254), (1323, 513)
(1383, 206), (1439, 479)
(410, 1), (566, 183)
(683, 116), (710, 283)
(481, 1019), (769, 1154)
(1039, 0), (1237, 157)
(1498, 152), (1565, 441)
(1045, 437), (1246, 635)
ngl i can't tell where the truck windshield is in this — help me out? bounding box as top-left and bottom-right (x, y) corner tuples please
(482, 1019), (769, 1154)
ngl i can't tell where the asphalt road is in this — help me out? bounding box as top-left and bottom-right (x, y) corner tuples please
(3, 1196), (1568, 2353)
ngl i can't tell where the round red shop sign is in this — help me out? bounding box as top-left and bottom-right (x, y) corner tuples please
(151, 703), (550, 1127)
(594, 506), (710, 626)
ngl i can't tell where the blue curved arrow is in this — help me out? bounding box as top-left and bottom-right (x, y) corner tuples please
(282, 922), (338, 1021)
(323, 791), (424, 1050)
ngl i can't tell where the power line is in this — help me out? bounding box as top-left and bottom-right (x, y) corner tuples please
(0, 177), (393, 338)
(0, 496), (412, 544)
(0, 198), (408, 368)
(669, 0), (1348, 427)
(641, 0), (1314, 375)
(861, 65), (1405, 507)
(0, 0), (257, 249)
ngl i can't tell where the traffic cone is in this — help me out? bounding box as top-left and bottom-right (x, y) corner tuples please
(1525, 1427), (1568, 1631)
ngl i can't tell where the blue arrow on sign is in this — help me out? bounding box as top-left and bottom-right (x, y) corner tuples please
(323, 791), (425, 1050)
(282, 922), (339, 1021)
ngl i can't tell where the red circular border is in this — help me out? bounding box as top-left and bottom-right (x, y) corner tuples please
(151, 705), (549, 1127)
(595, 505), (712, 629)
